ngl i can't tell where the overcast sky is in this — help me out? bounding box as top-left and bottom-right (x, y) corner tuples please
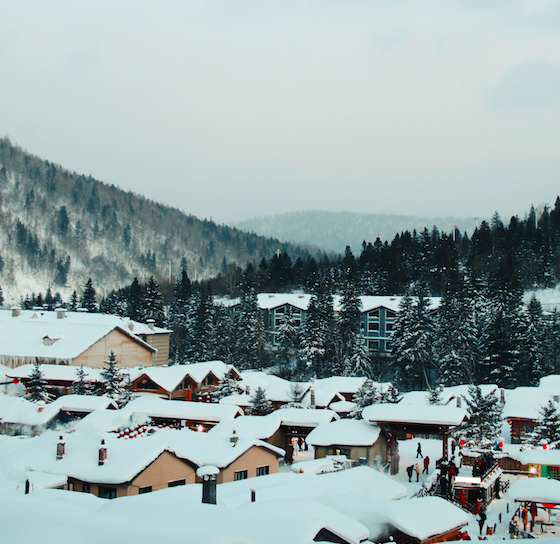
(1, 1), (560, 225)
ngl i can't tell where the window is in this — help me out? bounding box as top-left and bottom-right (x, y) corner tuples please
(234, 470), (248, 481)
(256, 466), (269, 477)
(385, 341), (392, 352)
(368, 340), (379, 351)
(368, 309), (380, 318)
(83, 483), (90, 493)
(368, 322), (379, 332)
(138, 378), (159, 391)
(168, 479), (186, 487)
(139, 486), (152, 494)
(99, 486), (117, 499)
(385, 323), (394, 332)
(386, 310), (397, 320)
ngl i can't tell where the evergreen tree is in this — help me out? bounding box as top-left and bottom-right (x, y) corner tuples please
(185, 286), (215, 362)
(391, 286), (436, 391)
(26, 362), (51, 403)
(274, 310), (301, 375)
(209, 373), (241, 402)
(143, 276), (165, 327)
(168, 269), (192, 363)
(455, 385), (503, 449)
(72, 366), (93, 396)
(81, 278), (98, 312)
(100, 351), (127, 403)
(426, 387), (443, 405)
(520, 295), (546, 386)
(127, 277), (144, 322)
(435, 276), (478, 386)
(334, 281), (363, 376)
(0, 285), (3, 308)
(234, 288), (265, 369)
(301, 284), (334, 378)
(69, 290), (79, 311)
(350, 378), (380, 419)
(524, 400), (560, 449)
(210, 303), (236, 365)
(248, 386), (272, 415)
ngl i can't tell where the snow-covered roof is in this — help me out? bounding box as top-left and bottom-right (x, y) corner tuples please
(209, 415), (281, 441)
(301, 388), (344, 408)
(503, 386), (556, 420)
(0, 310), (159, 363)
(7, 364), (107, 382)
(306, 419), (381, 447)
(382, 496), (469, 541)
(313, 376), (367, 395)
(328, 400), (357, 413)
(1, 428), (284, 485)
(363, 404), (468, 427)
(219, 392), (252, 408)
(122, 396), (243, 422)
(268, 407), (339, 427)
(509, 448), (560, 466)
(257, 293), (314, 311)
(240, 371), (310, 403)
(0, 394), (117, 426)
(508, 477), (560, 504)
(180, 360), (237, 383)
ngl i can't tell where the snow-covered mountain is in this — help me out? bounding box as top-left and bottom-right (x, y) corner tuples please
(0, 138), (314, 304)
(234, 211), (480, 253)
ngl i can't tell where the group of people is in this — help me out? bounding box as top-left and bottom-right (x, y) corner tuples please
(406, 443), (431, 482)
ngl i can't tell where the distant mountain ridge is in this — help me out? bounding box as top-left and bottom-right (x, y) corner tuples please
(0, 138), (315, 303)
(234, 211), (482, 253)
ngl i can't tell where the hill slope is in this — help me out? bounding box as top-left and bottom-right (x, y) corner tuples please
(234, 211), (481, 253)
(0, 138), (314, 303)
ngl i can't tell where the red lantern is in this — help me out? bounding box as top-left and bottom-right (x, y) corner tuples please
(459, 439), (465, 447)
(498, 441), (503, 449)
(543, 443), (547, 450)
(542, 503), (556, 509)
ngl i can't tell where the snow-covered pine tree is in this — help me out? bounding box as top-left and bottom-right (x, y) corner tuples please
(301, 284), (334, 378)
(127, 277), (144, 322)
(426, 387), (443, 405)
(0, 285), (3, 307)
(69, 290), (79, 311)
(524, 400), (560, 449)
(185, 286), (215, 362)
(390, 286), (436, 391)
(234, 288), (265, 370)
(478, 255), (525, 388)
(81, 278), (98, 312)
(542, 308), (560, 375)
(335, 281), (365, 377)
(274, 310), (301, 374)
(100, 351), (127, 403)
(248, 386), (272, 415)
(435, 274), (478, 386)
(210, 303), (236, 365)
(72, 366), (93, 396)
(350, 378), (379, 419)
(26, 362), (52, 403)
(209, 373), (241, 402)
(455, 385), (503, 449)
(168, 269), (192, 363)
(520, 295), (546, 386)
(143, 276), (166, 327)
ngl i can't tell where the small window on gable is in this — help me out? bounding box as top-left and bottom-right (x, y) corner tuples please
(234, 470), (248, 481)
(368, 309), (380, 318)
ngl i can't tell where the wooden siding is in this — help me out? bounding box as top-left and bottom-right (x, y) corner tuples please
(72, 329), (154, 368)
(218, 446), (280, 484)
(140, 333), (170, 366)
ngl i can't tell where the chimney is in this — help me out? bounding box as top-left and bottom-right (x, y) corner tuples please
(197, 466), (219, 505)
(456, 396), (461, 408)
(500, 388), (505, 404)
(56, 308), (66, 319)
(146, 319), (155, 331)
(245, 385), (251, 396)
(11, 307), (20, 317)
(37, 401), (46, 413)
(310, 378), (316, 409)
(230, 430), (239, 446)
(98, 439), (107, 466)
(251, 488), (256, 502)
(554, 395), (559, 403)
(56, 436), (65, 460)
(128, 321), (134, 332)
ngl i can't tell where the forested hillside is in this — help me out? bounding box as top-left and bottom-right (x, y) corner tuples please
(0, 138), (316, 302)
(235, 210), (478, 253)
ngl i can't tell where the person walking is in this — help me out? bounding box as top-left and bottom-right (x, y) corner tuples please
(416, 442), (423, 458)
(422, 455), (430, 474)
(415, 463), (420, 482)
(407, 465), (414, 482)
